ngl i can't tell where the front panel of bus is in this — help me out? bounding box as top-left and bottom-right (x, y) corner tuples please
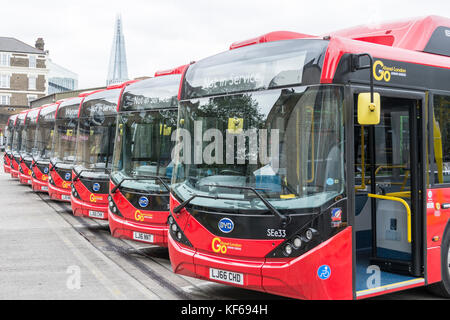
(109, 75), (180, 245)
(168, 39), (353, 300)
(71, 89), (119, 220)
(31, 104), (58, 192)
(11, 113), (27, 178)
(19, 108), (41, 185)
(48, 98), (82, 201)
(3, 116), (16, 173)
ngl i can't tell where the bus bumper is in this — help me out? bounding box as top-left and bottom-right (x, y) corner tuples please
(108, 209), (169, 246)
(48, 183), (71, 202)
(71, 194), (108, 220)
(10, 168), (19, 179)
(19, 172), (32, 185)
(168, 227), (353, 300)
(31, 177), (49, 193)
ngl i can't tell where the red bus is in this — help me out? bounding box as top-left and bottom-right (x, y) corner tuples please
(167, 16), (450, 299)
(3, 114), (18, 174)
(71, 82), (134, 220)
(10, 110), (29, 179)
(48, 96), (87, 202)
(31, 103), (59, 193)
(108, 66), (187, 245)
(18, 106), (43, 185)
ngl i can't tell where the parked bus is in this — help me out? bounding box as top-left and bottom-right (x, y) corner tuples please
(108, 66), (187, 245)
(18, 107), (43, 185)
(167, 16), (450, 300)
(71, 82), (135, 220)
(31, 103), (59, 193)
(3, 114), (18, 174)
(48, 96), (87, 202)
(10, 110), (29, 179)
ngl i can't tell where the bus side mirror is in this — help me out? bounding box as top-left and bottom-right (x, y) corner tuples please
(357, 92), (380, 125)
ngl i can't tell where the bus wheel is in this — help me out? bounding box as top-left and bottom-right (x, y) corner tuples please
(427, 229), (450, 298)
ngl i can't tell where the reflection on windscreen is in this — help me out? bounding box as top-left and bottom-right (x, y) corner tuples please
(33, 123), (54, 161)
(172, 85), (346, 211)
(52, 118), (78, 164)
(75, 112), (116, 172)
(112, 109), (177, 193)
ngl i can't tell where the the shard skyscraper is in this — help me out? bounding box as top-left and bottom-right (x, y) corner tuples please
(106, 14), (129, 86)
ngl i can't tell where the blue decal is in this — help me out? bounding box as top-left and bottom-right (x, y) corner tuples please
(139, 196), (149, 208)
(65, 172), (71, 181)
(317, 265), (331, 280)
(326, 178), (334, 186)
(92, 183), (100, 192)
(218, 218), (234, 233)
(43, 167), (49, 174)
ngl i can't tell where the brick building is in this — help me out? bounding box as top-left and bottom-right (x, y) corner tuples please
(0, 37), (48, 129)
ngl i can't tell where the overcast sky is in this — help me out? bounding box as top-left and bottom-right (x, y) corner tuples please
(3, 0), (449, 89)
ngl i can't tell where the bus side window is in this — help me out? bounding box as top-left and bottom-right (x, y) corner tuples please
(432, 95), (450, 184)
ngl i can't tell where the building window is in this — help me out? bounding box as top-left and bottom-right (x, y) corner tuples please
(0, 95), (10, 105)
(27, 94), (37, 106)
(0, 74), (10, 88)
(28, 76), (36, 90)
(0, 53), (10, 66)
(29, 55), (36, 68)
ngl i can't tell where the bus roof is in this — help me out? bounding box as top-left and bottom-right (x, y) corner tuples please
(330, 15), (450, 57)
(321, 34), (450, 86)
(229, 31), (315, 50)
(154, 64), (189, 77)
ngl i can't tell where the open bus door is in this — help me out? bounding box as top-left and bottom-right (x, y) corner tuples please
(353, 88), (426, 298)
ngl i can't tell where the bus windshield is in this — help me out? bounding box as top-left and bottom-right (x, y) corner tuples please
(111, 75), (181, 193)
(112, 109), (177, 193)
(22, 123), (37, 157)
(171, 85), (346, 212)
(33, 120), (54, 162)
(75, 114), (116, 172)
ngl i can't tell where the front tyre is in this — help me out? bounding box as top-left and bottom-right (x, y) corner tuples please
(428, 227), (450, 298)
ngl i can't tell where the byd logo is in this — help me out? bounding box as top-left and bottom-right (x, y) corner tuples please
(218, 218), (234, 233)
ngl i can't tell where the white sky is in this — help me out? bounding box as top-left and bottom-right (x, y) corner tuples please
(3, 0), (449, 89)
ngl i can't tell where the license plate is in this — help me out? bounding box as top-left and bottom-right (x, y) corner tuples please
(132, 231), (154, 243)
(41, 186), (48, 191)
(209, 268), (244, 285)
(61, 194), (71, 201)
(88, 210), (104, 219)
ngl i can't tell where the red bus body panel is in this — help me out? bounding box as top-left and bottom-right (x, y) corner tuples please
(48, 167), (71, 202)
(109, 181), (169, 246)
(426, 187), (450, 284)
(71, 175), (108, 220)
(3, 154), (11, 173)
(168, 195), (353, 300)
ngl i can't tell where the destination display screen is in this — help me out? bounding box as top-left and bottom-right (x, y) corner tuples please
(120, 74), (181, 112)
(79, 88), (120, 119)
(56, 97), (83, 119)
(181, 39), (328, 99)
(38, 104), (58, 122)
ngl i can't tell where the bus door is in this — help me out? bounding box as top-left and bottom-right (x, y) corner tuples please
(354, 94), (424, 280)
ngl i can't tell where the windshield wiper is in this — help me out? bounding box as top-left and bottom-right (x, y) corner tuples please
(173, 184), (290, 226)
(111, 175), (171, 193)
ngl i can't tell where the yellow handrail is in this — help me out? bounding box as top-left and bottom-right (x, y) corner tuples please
(355, 126), (366, 191)
(305, 106), (315, 183)
(368, 193), (411, 243)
